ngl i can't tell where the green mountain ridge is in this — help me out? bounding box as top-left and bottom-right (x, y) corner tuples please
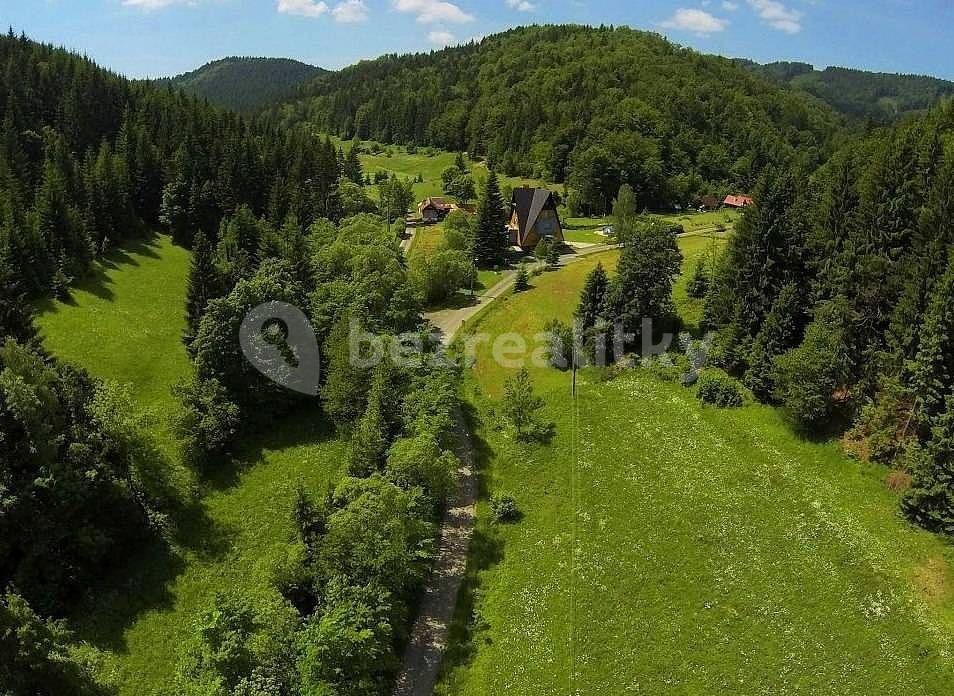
(269, 25), (844, 214)
(735, 58), (954, 121)
(161, 56), (326, 113)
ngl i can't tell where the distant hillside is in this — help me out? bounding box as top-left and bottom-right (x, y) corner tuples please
(271, 25), (843, 214)
(736, 59), (954, 121)
(163, 57), (325, 112)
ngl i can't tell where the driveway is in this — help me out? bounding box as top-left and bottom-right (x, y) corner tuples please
(425, 243), (620, 345)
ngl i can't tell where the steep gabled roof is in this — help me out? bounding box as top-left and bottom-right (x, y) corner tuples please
(510, 187), (556, 243)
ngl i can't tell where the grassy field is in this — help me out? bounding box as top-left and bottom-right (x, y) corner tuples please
(335, 137), (551, 211)
(37, 234), (192, 459)
(37, 233), (347, 695)
(437, 246), (954, 695)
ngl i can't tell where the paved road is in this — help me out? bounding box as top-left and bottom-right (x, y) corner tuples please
(391, 408), (477, 696)
(425, 243), (621, 345)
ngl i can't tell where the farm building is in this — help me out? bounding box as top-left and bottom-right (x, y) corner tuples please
(723, 194), (754, 209)
(418, 197), (456, 222)
(695, 195), (722, 210)
(507, 187), (564, 250)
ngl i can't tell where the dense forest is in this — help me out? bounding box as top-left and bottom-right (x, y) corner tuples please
(737, 59), (954, 122)
(271, 25), (844, 214)
(159, 57), (326, 113)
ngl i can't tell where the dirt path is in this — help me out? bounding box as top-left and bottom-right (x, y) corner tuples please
(400, 224), (417, 254)
(392, 408), (478, 696)
(425, 243), (620, 345)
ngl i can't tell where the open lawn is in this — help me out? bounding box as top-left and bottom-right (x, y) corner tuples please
(437, 246), (954, 695)
(335, 137), (552, 214)
(409, 221), (448, 261)
(37, 233), (347, 696)
(37, 234), (192, 459)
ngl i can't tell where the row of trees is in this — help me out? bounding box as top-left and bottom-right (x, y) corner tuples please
(174, 200), (463, 693)
(700, 102), (954, 533)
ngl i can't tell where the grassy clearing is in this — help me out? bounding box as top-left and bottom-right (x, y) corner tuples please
(438, 244), (954, 695)
(674, 232), (729, 333)
(38, 233), (346, 696)
(409, 221), (447, 262)
(36, 234), (191, 459)
(653, 208), (741, 233)
(333, 137), (551, 211)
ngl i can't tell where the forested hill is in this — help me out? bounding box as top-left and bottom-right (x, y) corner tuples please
(271, 24), (844, 214)
(736, 59), (954, 122)
(0, 31), (340, 310)
(161, 57), (326, 112)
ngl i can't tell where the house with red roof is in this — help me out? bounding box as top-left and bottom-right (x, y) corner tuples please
(723, 194), (754, 209)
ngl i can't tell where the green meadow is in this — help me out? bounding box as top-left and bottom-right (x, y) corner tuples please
(334, 137), (551, 208)
(438, 246), (954, 695)
(38, 233), (347, 696)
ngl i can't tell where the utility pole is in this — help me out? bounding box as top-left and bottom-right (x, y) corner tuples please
(572, 344), (578, 397)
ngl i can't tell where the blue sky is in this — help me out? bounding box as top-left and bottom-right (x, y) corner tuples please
(5, 1), (954, 80)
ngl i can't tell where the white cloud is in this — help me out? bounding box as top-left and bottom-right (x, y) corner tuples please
(659, 8), (729, 35)
(394, 0), (474, 24)
(722, 1), (739, 10)
(277, 0), (330, 18)
(332, 0), (369, 22)
(747, 0), (803, 33)
(506, 0), (537, 11)
(428, 29), (457, 45)
(121, 0), (194, 9)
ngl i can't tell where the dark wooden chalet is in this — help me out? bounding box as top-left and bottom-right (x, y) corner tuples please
(507, 187), (564, 250)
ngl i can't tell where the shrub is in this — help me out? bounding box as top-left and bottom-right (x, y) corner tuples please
(772, 299), (853, 430)
(686, 260), (709, 299)
(543, 319), (573, 370)
(514, 265), (530, 292)
(490, 493), (519, 523)
(696, 369), (745, 408)
(501, 369), (549, 440)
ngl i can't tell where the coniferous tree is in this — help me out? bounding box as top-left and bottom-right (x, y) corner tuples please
(474, 170), (506, 268)
(903, 395), (954, 534)
(349, 378), (388, 477)
(576, 262), (609, 332)
(744, 283), (806, 402)
(604, 222), (682, 342)
(184, 231), (221, 348)
(344, 143), (363, 185)
(911, 251), (954, 420)
(513, 265), (529, 292)
(0, 253), (37, 346)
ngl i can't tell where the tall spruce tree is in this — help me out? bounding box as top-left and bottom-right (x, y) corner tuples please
(576, 262), (609, 332)
(911, 251), (954, 420)
(744, 282), (806, 402)
(184, 231), (220, 349)
(0, 253), (37, 345)
(474, 170), (506, 268)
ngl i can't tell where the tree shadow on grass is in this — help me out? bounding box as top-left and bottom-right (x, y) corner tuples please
(198, 403), (336, 493)
(71, 461), (235, 654)
(35, 233), (167, 310)
(71, 535), (186, 654)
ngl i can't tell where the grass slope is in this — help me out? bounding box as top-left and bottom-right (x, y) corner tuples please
(438, 247), (954, 694)
(37, 233), (346, 695)
(333, 137), (549, 209)
(37, 234), (192, 456)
